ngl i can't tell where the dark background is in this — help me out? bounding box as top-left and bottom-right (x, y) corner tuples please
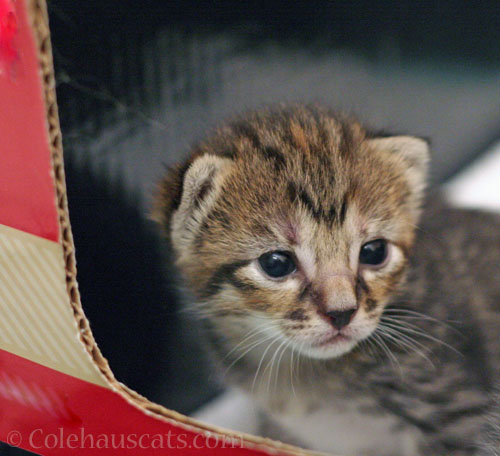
(2, 1), (500, 453)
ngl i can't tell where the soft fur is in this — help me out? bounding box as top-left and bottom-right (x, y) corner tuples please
(154, 104), (500, 455)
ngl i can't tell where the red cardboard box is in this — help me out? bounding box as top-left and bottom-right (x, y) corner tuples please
(0, 1), (317, 454)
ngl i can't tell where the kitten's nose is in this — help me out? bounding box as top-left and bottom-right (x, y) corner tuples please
(326, 309), (357, 330)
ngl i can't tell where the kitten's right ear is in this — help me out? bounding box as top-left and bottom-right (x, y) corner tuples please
(367, 136), (430, 198)
(152, 154), (232, 239)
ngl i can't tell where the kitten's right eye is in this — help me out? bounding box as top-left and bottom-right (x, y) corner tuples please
(258, 251), (296, 278)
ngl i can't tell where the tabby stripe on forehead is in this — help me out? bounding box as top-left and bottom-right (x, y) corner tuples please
(233, 121), (286, 171)
(327, 205), (337, 222)
(261, 146), (286, 171)
(339, 194), (348, 224)
(233, 122), (261, 148)
(288, 182), (347, 225)
(339, 121), (354, 158)
(202, 260), (252, 298)
(298, 187), (323, 222)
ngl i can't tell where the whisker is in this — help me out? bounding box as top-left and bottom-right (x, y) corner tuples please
(224, 333), (277, 375)
(379, 322), (431, 354)
(296, 340), (307, 388)
(380, 319), (463, 357)
(223, 323), (278, 361)
(274, 339), (293, 392)
(360, 336), (382, 362)
(378, 324), (436, 369)
(383, 308), (463, 332)
(264, 338), (289, 394)
(372, 331), (403, 376)
(381, 315), (436, 333)
(252, 336), (283, 393)
(406, 221), (445, 245)
(289, 341), (298, 397)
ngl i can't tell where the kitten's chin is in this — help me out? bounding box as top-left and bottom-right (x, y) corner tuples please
(293, 320), (377, 359)
(299, 336), (360, 359)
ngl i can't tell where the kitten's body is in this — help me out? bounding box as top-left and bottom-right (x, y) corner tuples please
(206, 200), (500, 456)
(155, 105), (500, 455)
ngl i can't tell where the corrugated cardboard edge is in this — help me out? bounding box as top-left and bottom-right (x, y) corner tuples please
(27, 1), (327, 455)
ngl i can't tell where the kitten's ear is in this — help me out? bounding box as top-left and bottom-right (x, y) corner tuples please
(152, 154), (232, 241)
(367, 136), (430, 195)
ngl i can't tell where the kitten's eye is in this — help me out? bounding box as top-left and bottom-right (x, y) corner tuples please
(258, 251), (296, 278)
(359, 239), (388, 266)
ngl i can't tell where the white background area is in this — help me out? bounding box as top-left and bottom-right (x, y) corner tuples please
(446, 141), (500, 210)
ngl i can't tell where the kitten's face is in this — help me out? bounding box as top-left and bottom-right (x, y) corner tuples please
(156, 106), (428, 360)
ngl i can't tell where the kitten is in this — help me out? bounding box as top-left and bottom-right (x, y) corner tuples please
(154, 104), (500, 455)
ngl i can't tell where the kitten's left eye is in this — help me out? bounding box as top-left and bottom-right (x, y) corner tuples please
(359, 239), (388, 266)
(258, 251), (296, 278)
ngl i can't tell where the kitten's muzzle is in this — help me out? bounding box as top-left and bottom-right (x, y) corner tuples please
(315, 273), (358, 329)
(325, 308), (357, 330)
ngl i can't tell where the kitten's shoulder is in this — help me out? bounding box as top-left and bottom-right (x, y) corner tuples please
(413, 192), (500, 314)
(421, 193), (500, 237)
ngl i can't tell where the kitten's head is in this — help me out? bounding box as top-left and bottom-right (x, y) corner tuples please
(154, 105), (429, 360)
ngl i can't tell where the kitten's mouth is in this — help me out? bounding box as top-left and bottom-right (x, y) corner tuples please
(313, 332), (351, 347)
(293, 328), (360, 359)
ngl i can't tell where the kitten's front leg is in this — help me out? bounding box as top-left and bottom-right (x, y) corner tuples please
(257, 412), (311, 449)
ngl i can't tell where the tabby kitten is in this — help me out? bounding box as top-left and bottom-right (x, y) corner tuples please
(154, 104), (500, 456)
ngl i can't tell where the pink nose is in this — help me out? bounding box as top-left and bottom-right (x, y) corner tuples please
(326, 308), (357, 329)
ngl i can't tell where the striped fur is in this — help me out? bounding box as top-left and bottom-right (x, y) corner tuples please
(155, 104), (500, 455)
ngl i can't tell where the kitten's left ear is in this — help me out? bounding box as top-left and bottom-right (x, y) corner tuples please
(367, 136), (430, 195)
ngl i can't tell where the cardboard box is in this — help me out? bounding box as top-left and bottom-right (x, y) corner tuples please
(0, 1), (319, 454)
